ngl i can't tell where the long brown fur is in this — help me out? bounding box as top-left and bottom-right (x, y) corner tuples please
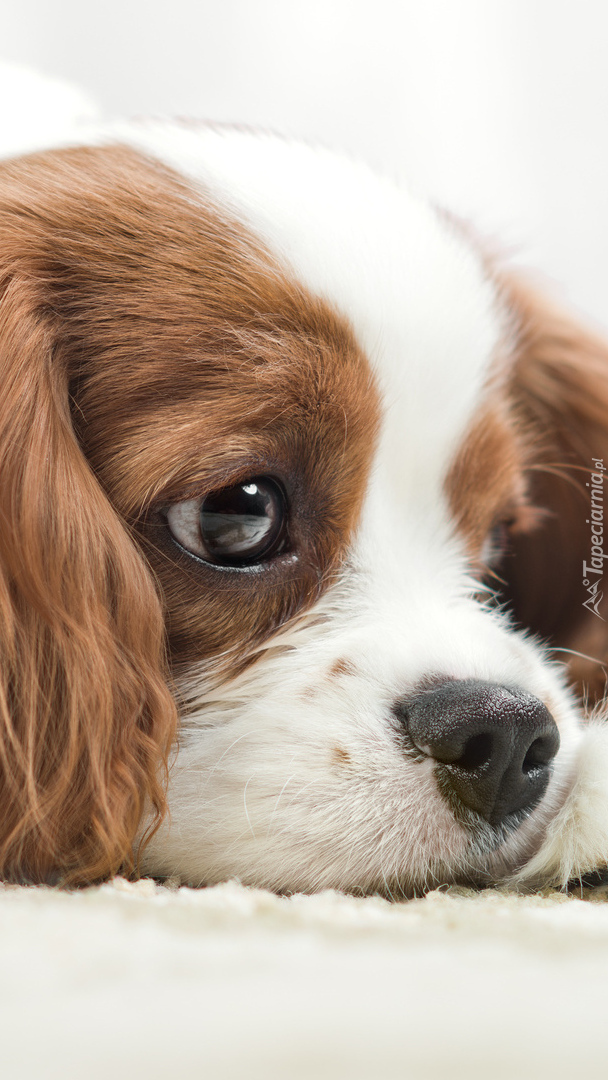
(502, 279), (608, 702)
(441, 274), (608, 707)
(0, 166), (179, 884)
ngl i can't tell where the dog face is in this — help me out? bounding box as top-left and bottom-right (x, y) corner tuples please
(0, 125), (607, 892)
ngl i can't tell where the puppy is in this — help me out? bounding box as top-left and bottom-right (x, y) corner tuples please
(1, 101), (608, 893)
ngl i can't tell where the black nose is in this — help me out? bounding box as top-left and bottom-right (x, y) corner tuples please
(398, 679), (560, 825)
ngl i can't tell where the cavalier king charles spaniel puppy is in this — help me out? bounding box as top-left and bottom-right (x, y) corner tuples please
(1, 82), (608, 894)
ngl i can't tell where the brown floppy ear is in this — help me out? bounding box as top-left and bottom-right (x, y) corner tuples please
(499, 276), (608, 703)
(0, 272), (177, 884)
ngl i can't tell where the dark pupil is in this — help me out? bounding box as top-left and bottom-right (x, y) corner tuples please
(200, 478), (283, 564)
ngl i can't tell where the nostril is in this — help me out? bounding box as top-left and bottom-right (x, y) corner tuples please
(522, 735), (555, 775)
(456, 732), (494, 771)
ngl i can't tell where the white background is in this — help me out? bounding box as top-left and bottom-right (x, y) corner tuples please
(2, 0), (608, 329)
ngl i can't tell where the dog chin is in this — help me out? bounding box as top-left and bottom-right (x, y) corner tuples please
(498, 721), (608, 890)
(451, 723), (608, 895)
(392, 746), (581, 897)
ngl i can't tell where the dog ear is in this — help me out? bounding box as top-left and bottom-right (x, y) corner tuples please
(0, 272), (177, 883)
(499, 276), (608, 703)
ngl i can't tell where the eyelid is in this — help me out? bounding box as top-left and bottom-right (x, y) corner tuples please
(151, 458), (277, 512)
(480, 500), (545, 567)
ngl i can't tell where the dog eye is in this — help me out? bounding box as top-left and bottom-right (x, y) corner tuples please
(481, 519), (513, 566)
(164, 477), (287, 566)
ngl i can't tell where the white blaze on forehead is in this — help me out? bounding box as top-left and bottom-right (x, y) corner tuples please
(109, 121), (503, 497)
(103, 122), (514, 634)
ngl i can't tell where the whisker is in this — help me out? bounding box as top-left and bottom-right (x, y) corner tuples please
(548, 645), (606, 666)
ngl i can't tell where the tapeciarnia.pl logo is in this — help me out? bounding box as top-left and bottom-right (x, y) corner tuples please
(582, 457), (606, 619)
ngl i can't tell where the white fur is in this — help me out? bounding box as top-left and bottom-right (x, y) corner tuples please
(3, 66), (608, 894)
(129, 122), (605, 893)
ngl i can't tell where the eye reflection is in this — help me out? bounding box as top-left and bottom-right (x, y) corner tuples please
(165, 476), (287, 567)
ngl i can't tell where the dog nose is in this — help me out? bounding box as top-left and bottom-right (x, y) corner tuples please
(398, 679), (560, 825)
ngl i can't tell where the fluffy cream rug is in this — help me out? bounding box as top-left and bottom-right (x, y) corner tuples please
(2, 878), (607, 1079)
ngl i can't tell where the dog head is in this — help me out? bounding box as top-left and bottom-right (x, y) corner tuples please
(0, 126), (607, 892)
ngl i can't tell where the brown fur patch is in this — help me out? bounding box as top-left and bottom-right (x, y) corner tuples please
(445, 404), (529, 563)
(327, 658), (358, 680)
(0, 144), (381, 882)
(449, 274), (608, 704)
(502, 279), (608, 701)
(331, 747), (351, 767)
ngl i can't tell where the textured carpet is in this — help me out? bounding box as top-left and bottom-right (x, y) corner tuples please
(2, 878), (608, 1079)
